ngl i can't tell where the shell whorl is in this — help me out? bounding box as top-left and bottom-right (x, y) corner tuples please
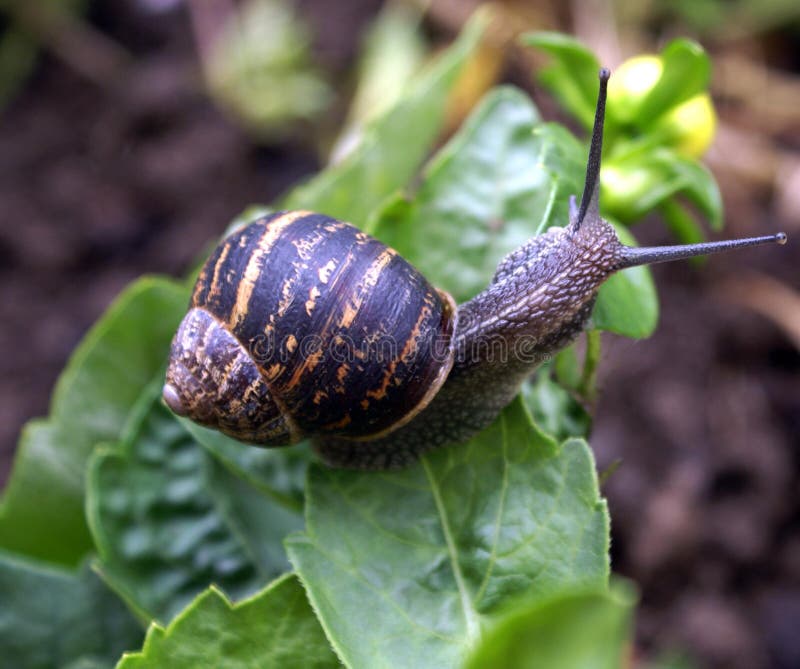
(167, 211), (456, 444)
(165, 307), (295, 444)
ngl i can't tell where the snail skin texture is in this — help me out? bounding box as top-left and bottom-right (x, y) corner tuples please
(164, 69), (786, 469)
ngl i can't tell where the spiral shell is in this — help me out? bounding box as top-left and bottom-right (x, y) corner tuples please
(164, 211), (456, 446)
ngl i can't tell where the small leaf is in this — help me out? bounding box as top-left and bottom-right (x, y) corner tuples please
(282, 9), (487, 224)
(602, 147), (722, 230)
(464, 580), (636, 669)
(639, 151), (721, 229)
(0, 551), (143, 669)
(116, 574), (339, 669)
(637, 39), (711, 123)
(0, 277), (188, 567)
(520, 32), (600, 129)
(87, 386), (303, 623)
(661, 198), (708, 268)
(593, 224), (659, 338)
(521, 368), (591, 442)
(286, 398), (609, 669)
(663, 153), (722, 230)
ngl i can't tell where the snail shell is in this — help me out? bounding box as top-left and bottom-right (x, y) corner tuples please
(164, 211), (456, 446)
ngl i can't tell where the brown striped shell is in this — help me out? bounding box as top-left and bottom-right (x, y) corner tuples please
(164, 211), (457, 446)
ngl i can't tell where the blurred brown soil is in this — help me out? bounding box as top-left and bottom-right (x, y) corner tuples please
(0, 2), (798, 668)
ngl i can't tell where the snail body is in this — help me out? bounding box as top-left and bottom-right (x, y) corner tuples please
(164, 69), (786, 469)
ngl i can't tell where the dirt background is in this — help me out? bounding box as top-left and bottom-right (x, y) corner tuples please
(1, 1), (798, 667)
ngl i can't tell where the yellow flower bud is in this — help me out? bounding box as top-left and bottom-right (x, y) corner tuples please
(607, 55), (663, 123)
(654, 93), (717, 158)
(607, 54), (717, 158)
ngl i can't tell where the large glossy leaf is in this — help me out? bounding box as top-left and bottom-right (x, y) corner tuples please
(116, 574), (339, 669)
(281, 10), (486, 224)
(371, 87), (583, 303)
(87, 386), (303, 623)
(0, 277), (188, 566)
(464, 580), (636, 669)
(0, 551), (143, 669)
(286, 398), (609, 669)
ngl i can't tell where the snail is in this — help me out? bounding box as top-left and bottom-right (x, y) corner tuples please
(163, 69), (786, 469)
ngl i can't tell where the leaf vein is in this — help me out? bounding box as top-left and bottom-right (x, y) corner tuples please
(421, 458), (481, 644)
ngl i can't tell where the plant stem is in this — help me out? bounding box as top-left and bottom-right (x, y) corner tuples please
(578, 328), (601, 405)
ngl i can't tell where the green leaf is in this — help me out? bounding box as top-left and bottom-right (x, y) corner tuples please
(520, 32), (601, 129)
(554, 344), (582, 390)
(660, 198), (709, 268)
(182, 421), (310, 512)
(0, 277), (189, 566)
(663, 153), (722, 230)
(0, 551), (143, 669)
(372, 87), (585, 303)
(330, 2), (426, 162)
(87, 386), (303, 623)
(286, 398), (609, 669)
(593, 224), (659, 338)
(661, 199), (706, 245)
(602, 148), (722, 229)
(521, 368), (591, 442)
(51, 277), (189, 452)
(282, 9), (487, 224)
(637, 39), (711, 123)
(116, 573), (339, 669)
(464, 580), (636, 669)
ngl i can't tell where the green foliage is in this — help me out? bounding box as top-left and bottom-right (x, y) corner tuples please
(287, 398), (609, 668)
(116, 574), (339, 669)
(205, 0), (331, 136)
(371, 86), (550, 301)
(524, 32), (722, 232)
(0, 278), (188, 566)
(182, 421), (311, 511)
(464, 580), (636, 669)
(330, 2), (427, 163)
(0, 16), (723, 668)
(519, 32), (601, 129)
(521, 368), (592, 443)
(282, 9), (487, 224)
(88, 385), (303, 623)
(370, 84), (656, 338)
(0, 551), (143, 669)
